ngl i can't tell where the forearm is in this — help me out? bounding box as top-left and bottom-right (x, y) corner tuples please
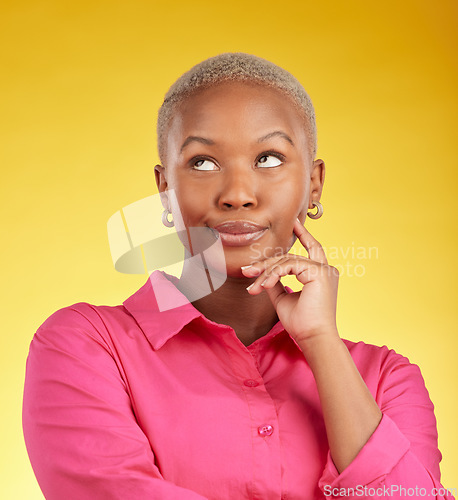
(297, 331), (382, 474)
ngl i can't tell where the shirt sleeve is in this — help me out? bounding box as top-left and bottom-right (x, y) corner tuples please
(317, 349), (454, 499)
(22, 304), (208, 500)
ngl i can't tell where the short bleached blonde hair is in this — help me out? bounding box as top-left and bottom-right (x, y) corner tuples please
(157, 52), (317, 166)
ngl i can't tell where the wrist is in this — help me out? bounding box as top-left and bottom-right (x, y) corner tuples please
(296, 329), (342, 362)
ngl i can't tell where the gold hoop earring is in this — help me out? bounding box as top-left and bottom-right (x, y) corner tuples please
(161, 209), (174, 227)
(307, 201), (323, 220)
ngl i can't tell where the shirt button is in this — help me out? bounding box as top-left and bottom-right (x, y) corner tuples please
(243, 379), (259, 387)
(258, 424), (274, 437)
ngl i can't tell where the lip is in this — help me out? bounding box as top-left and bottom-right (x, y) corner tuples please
(211, 220), (268, 247)
(213, 220), (267, 234)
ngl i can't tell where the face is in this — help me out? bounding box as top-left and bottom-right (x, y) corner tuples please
(155, 80), (324, 277)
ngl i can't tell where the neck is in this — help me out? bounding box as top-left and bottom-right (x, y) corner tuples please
(176, 259), (279, 347)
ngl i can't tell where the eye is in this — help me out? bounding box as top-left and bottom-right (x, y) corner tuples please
(192, 158), (219, 171)
(256, 154), (283, 168)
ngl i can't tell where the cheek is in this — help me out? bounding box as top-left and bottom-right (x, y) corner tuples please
(272, 177), (307, 217)
(173, 196), (197, 224)
(268, 177), (307, 244)
(166, 171), (195, 219)
(172, 185), (211, 226)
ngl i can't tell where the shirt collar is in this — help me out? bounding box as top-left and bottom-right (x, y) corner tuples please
(123, 270), (201, 350)
(123, 270), (297, 351)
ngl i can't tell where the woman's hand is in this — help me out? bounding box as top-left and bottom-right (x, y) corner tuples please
(241, 218), (340, 344)
(242, 218), (385, 474)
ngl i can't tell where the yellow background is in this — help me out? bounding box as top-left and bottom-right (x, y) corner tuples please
(1, 0), (457, 496)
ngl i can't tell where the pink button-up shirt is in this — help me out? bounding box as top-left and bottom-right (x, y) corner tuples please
(23, 270), (452, 499)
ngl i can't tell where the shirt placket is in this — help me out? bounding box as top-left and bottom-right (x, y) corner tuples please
(221, 329), (283, 500)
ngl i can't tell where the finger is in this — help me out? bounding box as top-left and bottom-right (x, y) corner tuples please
(260, 259), (321, 288)
(263, 280), (290, 309)
(247, 257), (322, 295)
(241, 253), (287, 276)
(245, 256), (290, 294)
(294, 218), (328, 265)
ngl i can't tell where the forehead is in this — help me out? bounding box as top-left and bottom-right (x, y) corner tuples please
(168, 80), (308, 147)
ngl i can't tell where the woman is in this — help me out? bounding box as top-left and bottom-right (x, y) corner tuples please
(23, 53), (452, 499)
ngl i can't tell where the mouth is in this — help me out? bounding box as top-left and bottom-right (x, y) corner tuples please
(211, 220), (268, 247)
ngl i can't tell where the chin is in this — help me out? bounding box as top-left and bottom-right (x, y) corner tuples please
(217, 234), (294, 270)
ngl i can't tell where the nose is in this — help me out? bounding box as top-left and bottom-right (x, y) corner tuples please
(217, 167), (258, 210)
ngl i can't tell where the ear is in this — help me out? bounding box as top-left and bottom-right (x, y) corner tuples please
(154, 164), (169, 209)
(308, 159), (325, 208)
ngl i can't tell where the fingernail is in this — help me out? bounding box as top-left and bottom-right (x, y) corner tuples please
(296, 217), (302, 224)
(260, 278), (268, 287)
(241, 265), (252, 270)
(246, 282), (255, 291)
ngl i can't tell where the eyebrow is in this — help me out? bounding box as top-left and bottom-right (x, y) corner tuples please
(179, 130), (294, 153)
(180, 136), (215, 153)
(257, 130), (294, 146)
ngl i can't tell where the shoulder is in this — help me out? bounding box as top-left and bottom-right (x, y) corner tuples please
(37, 302), (114, 332)
(33, 302), (131, 353)
(38, 302), (107, 328)
(341, 338), (432, 407)
(341, 337), (413, 370)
